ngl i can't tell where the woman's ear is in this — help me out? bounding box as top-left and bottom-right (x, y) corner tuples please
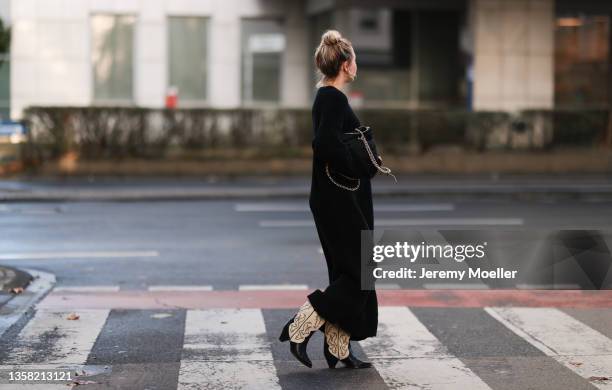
(343, 61), (350, 74)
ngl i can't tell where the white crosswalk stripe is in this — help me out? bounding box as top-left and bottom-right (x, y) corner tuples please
(1, 306), (612, 388)
(2, 309), (109, 365)
(148, 285), (214, 291)
(238, 284), (308, 291)
(177, 308), (281, 389)
(361, 307), (492, 389)
(0, 308), (110, 389)
(485, 307), (612, 390)
(54, 286), (120, 292)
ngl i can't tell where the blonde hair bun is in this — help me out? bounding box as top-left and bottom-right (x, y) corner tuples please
(314, 29), (354, 87)
(322, 30), (342, 46)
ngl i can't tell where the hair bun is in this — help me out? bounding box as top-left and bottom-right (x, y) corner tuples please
(321, 30), (342, 46)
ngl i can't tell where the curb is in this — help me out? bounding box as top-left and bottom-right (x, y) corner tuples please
(0, 265), (33, 292)
(0, 268), (56, 338)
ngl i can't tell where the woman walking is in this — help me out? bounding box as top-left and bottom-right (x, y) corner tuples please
(278, 29), (379, 369)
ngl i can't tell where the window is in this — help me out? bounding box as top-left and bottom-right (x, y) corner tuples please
(168, 17), (209, 103)
(344, 7), (463, 108)
(359, 10), (380, 32)
(91, 14), (136, 103)
(241, 19), (285, 104)
(555, 14), (610, 108)
(347, 8), (412, 105)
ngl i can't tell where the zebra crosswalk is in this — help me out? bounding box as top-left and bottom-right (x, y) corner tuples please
(361, 307), (491, 389)
(0, 304), (611, 389)
(486, 307), (612, 389)
(179, 309), (280, 389)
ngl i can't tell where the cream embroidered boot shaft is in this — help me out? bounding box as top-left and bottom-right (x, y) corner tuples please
(324, 321), (350, 359)
(288, 301), (326, 343)
(323, 322), (371, 369)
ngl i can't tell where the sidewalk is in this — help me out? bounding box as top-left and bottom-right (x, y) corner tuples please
(1, 174), (612, 201)
(0, 265), (33, 309)
(0, 265), (32, 292)
(0, 266), (55, 338)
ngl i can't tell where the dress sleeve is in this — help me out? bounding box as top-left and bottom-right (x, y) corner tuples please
(312, 92), (357, 177)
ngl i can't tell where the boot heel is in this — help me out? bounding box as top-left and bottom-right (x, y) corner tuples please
(324, 331), (373, 369)
(325, 351), (339, 368)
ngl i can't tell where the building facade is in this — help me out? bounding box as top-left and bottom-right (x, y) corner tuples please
(0, 0), (610, 119)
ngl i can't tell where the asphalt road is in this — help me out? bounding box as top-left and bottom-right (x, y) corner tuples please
(1, 197), (612, 289)
(0, 196), (611, 389)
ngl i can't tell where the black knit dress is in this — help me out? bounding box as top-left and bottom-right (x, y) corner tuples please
(306, 85), (378, 341)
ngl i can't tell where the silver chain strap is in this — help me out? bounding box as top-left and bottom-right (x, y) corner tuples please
(347, 126), (398, 182)
(326, 162), (360, 191)
(325, 126), (397, 191)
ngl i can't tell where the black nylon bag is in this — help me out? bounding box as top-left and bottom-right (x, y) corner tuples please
(339, 126), (380, 179)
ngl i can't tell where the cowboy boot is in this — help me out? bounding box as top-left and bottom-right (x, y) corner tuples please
(278, 300), (326, 368)
(323, 322), (372, 369)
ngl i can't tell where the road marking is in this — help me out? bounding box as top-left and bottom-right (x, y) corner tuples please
(54, 286), (120, 292)
(235, 202), (454, 212)
(235, 203), (310, 212)
(238, 284), (308, 291)
(0, 251), (159, 260)
(0, 306), (609, 389)
(375, 283), (401, 290)
(378, 204), (455, 212)
(485, 307), (612, 389)
(2, 308), (110, 365)
(259, 220), (313, 227)
(360, 307), (491, 389)
(148, 285), (213, 292)
(424, 283), (490, 289)
(376, 218), (524, 226)
(0, 206), (63, 214)
(19, 208), (59, 215)
(516, 283), (581, 289)
(178, 309), (280, 389)
(260, 218), (524, 227)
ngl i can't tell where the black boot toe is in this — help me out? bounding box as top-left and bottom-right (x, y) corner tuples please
(289, 331), (314, 368)
(324, 338), (372, 369)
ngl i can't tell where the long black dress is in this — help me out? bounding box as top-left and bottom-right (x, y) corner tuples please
(306, 85), (378, 341)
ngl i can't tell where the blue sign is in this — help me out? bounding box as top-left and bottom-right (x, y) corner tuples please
(0, 121), (27, 136)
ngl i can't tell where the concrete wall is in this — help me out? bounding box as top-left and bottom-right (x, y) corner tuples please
(9, 0), (310, 119)
(7, 0), (563, 118)
(0, 0), (9, 22)
(471, 0), (554, 111)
